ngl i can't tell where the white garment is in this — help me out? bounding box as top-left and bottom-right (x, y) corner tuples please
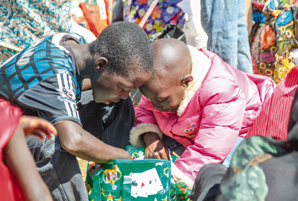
(178, 0), (208, 48)
(71, 20), (97, 43)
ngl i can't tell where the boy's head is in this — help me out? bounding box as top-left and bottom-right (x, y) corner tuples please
(140, 38), (192, 113)
(87, 22), (154, 104)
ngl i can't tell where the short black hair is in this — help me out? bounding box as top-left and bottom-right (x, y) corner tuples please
(88, 22), (154, 77)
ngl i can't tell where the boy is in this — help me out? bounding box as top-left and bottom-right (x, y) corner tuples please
(0, 22), (154, 200)
(129, 38), (275, 181)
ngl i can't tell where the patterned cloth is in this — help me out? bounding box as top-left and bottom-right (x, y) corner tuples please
(274, 38), (298, 83)
(0, 0), (73, 65)
(123, 0), (185, 37)
(0, 33), (87, 125)
(249, 0), (298, 80)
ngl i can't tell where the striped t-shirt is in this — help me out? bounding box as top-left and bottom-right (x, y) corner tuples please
(0, 33), (88, 125)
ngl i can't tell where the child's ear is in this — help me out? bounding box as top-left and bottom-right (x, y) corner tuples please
(95, 57), (109, 72)
(181, 74), (193, 88)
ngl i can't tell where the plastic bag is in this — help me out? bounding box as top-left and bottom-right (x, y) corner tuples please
(86, 158), (171, 201)
(86, 145), (192, 201)
(125, 146), (192, 201)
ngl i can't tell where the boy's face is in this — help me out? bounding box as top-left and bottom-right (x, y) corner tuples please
(91, 70), (151, 104)
(140, 78), (186, 113)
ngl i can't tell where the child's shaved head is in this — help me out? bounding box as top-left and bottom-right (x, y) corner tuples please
(149, 38), (192, 83)
(140, 38), (193, 113)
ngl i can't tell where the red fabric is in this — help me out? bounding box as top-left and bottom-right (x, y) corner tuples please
(0, 99), (23, 201)
(79, 2), (100, 37)
(252, 1), (265, 10)
(246, 65), (298, 140)
(104, 0), (111, 26)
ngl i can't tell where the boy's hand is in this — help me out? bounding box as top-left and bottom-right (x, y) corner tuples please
(20, 116), (57, 140)
(143, 132), (169, 160)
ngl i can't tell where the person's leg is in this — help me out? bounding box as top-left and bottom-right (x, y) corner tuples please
(236, 0), (253, 73)
(190, 163), (227, 201)
(201, 0), (238, 68)
(78, 90), (135, 149)
(26, 136), (88, 201)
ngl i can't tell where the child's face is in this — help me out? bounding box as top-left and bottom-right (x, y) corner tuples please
(140, 78), (186, 113)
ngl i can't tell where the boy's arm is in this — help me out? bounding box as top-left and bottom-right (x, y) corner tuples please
(4, 124), (53, 201)
(55, 120), (132, 163)
(15, 74), (131, 162)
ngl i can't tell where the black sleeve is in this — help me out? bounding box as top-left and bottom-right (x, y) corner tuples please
(16, 74), (81, 125)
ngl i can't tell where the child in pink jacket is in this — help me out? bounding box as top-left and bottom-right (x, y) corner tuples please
(129, 38), (276, 181)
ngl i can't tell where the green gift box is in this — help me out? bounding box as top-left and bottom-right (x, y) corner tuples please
(87, 159), (171, 201)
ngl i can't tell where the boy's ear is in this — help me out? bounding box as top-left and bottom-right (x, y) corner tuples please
(181, 74), (193, 88)
(95, 57), (109, 72)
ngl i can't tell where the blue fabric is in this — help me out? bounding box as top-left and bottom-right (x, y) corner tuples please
(0, 0), (72, 49)
(201, 0), (252, 73)
(0, 0), (72, 65)
(0, 33), (86, 101)
(0, 33), (87, 128)
(253, 12), (266, 23)
(222, 137), (244, 167)
(276, 10), (293, 27)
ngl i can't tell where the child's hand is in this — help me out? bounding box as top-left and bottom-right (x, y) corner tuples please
(20, 116), (57, 140)
(143, 132), (169, 160)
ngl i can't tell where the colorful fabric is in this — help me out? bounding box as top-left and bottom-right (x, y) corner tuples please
(274, 38), (298, 83)
(126, 146), (192, 201)
(86, 158), (172, 201)
(123, 0), (185, 37)
(249, 0), (298, 79)
(0, 99), (23, 201)
(0, 0), (72, 65)
(0, 33), (87, 125)
(87, 145), (192, 201)
(217, 136), (286, 201)
(130, 47), (276, 181)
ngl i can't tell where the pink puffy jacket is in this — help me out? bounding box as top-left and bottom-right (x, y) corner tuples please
(130, 48), (276, 181)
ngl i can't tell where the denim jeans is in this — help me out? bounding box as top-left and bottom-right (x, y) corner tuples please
(201, 0), (252, 73)
(26, 90), (135, 201)
(222, 137), (244, 167)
